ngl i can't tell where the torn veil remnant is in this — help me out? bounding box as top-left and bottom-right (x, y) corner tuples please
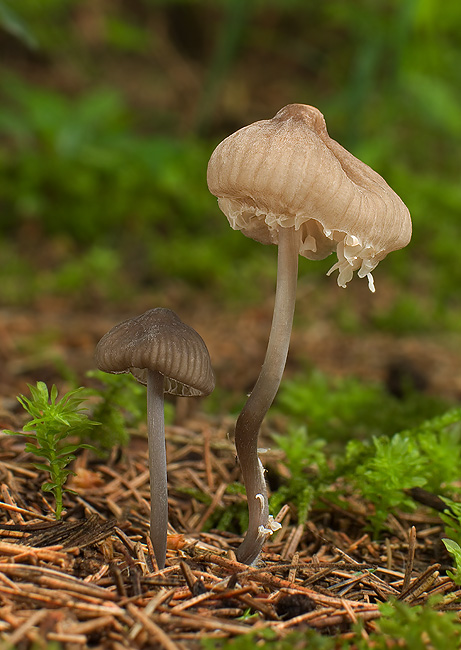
(207, 103), (411, 565)
(208, 103), (411, 292)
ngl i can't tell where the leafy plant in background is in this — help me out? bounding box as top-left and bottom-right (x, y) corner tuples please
(442, 538), (461, 586)
(0, 78), (214, 244)
(439, 497), (461, 585)
(87, 370), (142, 448)
(277, 371), (390, 446)
(5, 382), (98, 519)
(0, 75), (278, 306)
(200, 482), (250, 535)
(440, 497), (461, 547)
(275, 370), (449, 445)
(367, 598), (461, 650)
(270, 379), (461, 533)
(270, 426), (328, 524)
(346, 408), (461, 534)
(201, 624), (334, 650)
(349, 432), (427, 534)
(87, 369), (174, 449)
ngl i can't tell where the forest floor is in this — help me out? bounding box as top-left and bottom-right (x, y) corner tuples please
(0, 284), (460, 648)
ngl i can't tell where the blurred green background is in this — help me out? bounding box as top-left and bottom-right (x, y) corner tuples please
(0, 0), (460, 330)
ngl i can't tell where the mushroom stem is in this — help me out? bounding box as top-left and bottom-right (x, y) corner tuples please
(235, 227), (299, 564)
(146, 368), (168, 570)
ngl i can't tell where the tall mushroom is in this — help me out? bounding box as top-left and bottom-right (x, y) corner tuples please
(94, 308), (215, 570)
(207, 103), (411, 564)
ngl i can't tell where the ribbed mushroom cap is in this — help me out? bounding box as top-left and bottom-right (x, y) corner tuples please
(207, 103), (412, 290)
(95, 308), (215, 397)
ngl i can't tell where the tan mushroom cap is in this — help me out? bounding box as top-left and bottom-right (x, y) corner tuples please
(95, 308), (215, 397)
(207, 103), (412, 290)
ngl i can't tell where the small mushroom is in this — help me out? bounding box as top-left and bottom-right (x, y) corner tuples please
(207, 103), (411, 564)
(94, 308), (215, 569)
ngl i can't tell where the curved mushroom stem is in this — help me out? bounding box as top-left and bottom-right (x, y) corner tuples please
(235, 227), (299, 564)
(146, 368), (168, 570)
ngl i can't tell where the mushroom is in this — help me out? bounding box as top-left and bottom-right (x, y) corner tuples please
(94, 308), (215, 570)
(207, 103), (411, 564)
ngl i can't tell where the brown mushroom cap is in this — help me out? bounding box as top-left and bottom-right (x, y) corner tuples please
(207, 103), (412, 290)
(95, 308), (215, 397)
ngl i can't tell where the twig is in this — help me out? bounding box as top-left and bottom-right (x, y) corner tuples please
(198, 553), (380, 612)
(128, 589), (172, 639)
(0, 500), (53, 521)
(128, 602), (181, 650)
(0, 563), (119, 600)
(399, 564), (441, 602)
(401, 526), (417, 594)
(160, 609), (261, 635)
(193, 483), (227, 533)
(2, 609), (48, 646)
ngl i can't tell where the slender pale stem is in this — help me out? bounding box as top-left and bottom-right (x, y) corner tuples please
(235, 227), (299, 564)
(146, 368), (168, 570)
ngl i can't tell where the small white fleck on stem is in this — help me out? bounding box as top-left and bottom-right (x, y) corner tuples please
(255, 493), (265, 511)
(257, 516), (282, 539)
